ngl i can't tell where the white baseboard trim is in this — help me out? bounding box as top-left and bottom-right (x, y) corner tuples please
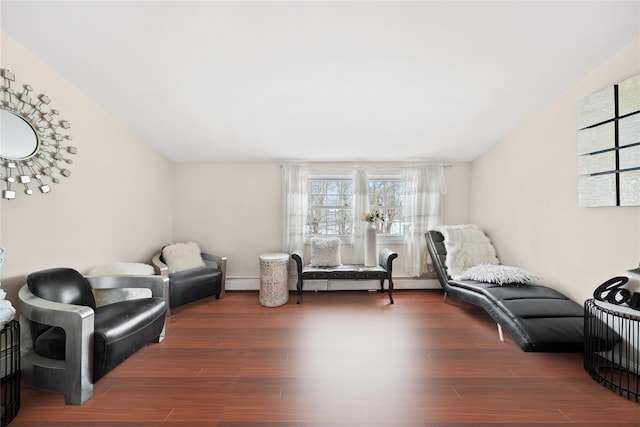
(225, 277), (441, 291)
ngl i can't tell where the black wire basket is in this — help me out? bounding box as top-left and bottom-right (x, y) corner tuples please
(1, 319), (20, 426)
(584, 299), (639, 402)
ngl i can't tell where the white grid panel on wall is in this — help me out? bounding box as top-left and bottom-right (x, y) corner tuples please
(577, 73), (640, 207)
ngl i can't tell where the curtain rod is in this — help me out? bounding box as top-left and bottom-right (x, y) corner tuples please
(280, 163), (456, 168)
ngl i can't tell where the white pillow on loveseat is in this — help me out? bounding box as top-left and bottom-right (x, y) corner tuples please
(309, 237), (342, 267)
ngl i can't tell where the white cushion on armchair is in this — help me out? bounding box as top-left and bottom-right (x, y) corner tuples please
(162, 242), (206, 273)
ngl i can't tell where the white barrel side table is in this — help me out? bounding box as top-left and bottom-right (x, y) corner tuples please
(259, 253), (290, 307)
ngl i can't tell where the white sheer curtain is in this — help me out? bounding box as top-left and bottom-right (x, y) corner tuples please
(351, 167), (369, 263)
(281, 164), (308, 254)
(403, 165), (447, 277)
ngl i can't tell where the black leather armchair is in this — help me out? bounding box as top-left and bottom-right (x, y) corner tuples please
(18, 268), (168, 404)
(152, 248), (227, 313)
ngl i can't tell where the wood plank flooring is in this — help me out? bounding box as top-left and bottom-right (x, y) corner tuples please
(9, 290), (640, 426)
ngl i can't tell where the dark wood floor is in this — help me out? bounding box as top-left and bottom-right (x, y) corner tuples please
(9, 290), (640, 426)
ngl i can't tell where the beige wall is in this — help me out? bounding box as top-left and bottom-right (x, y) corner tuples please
(0, 33), (173, 305)
(470, 36), (640, 304)
(1, 27), (472, 303)
(171, 162), (283, 279)
(172, 162), (470, 283)
(5, 29), (636, 307)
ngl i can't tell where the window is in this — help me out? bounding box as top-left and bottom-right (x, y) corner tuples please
(368, 178), (403, 235)
(307, 178), (353, 235)
(306, 170), (403, 238)
(283, 163), (446, 276)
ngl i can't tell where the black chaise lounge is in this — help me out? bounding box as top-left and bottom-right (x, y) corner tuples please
(425, 229), (584, 352)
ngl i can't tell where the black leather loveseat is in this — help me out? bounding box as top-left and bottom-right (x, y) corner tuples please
(425, 230), (584, 352)
(152, 245), (227, 312)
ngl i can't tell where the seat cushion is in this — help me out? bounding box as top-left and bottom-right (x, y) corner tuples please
(93, 297), (166, 381)
(169, 267), (222, 308)
(301, 264), (387, 280)
(484, 283), (574, 302)
(515, 317), (584, 352)
(497, 298), (585, 318)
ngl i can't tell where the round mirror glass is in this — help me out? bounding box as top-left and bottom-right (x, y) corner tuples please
(0, 109), (40, 160)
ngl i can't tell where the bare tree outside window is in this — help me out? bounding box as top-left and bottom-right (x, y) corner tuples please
(368, 179), (403, 235)
(307, 175), (403, 237)
(307, 179), (353, 236)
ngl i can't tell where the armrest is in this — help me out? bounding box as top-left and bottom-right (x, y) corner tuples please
(201, 252), (225, 270)
(379, 248), (398, 273)
(18, 284), (94, 331)
(291, 249), (304, 274)
(202, 252), (227, 298)
(18, 284), (94, 364)
(151, 253), (169, 278)
(18, 284), (95, 404)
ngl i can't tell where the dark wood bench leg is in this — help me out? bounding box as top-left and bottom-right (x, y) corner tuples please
(378, 277), (394, 304)
(296, 277), (303, 304)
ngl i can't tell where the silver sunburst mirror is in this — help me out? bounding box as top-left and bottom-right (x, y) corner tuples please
(0, 68), (77, 200)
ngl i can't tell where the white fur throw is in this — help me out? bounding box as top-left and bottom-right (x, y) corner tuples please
(88, 262), (155, 276)
(434, 224), (499, 278)
(162, 242), (206, 273)
(457, 264), (541, 285)
(87, 262), (154, 307)
(310, 237), (342, 267)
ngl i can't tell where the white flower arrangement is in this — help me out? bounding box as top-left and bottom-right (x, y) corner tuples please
(360, 210), (384, 223)
(0, 288), (15, 327)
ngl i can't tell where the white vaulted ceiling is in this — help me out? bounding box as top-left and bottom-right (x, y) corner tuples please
(1, 1), (639, 162)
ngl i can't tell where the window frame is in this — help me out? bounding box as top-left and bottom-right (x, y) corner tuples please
(305, 168), (404, 245)
(366, 169), (404, 245)
(306, 169), (353, 243)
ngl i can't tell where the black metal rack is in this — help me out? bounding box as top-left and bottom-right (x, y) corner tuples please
(584, 299), (639, 402)
(1, 320), (20, 426)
